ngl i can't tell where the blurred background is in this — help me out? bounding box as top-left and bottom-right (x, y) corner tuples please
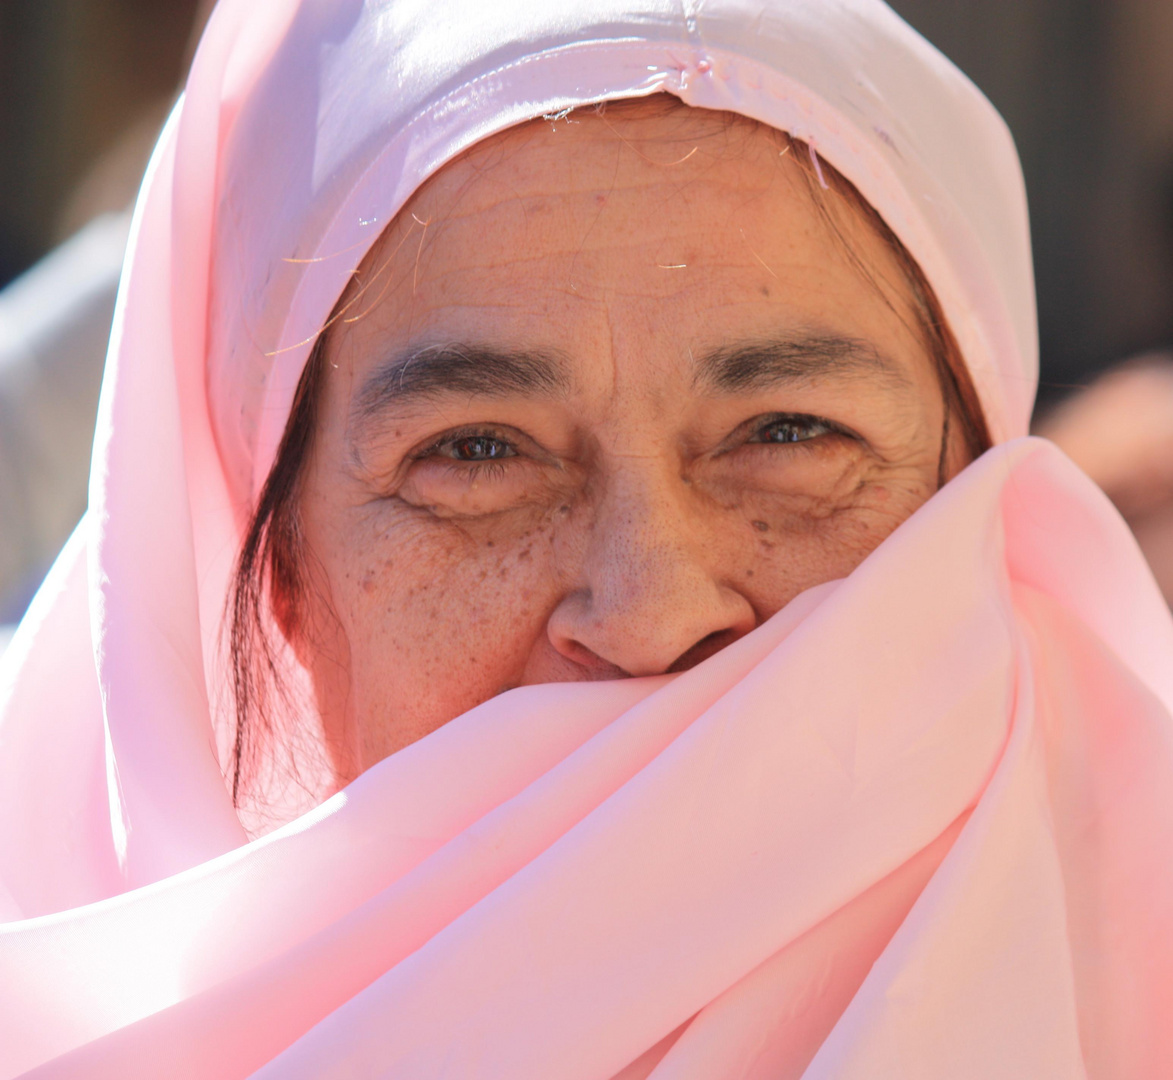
(1, 0), (1172, 638)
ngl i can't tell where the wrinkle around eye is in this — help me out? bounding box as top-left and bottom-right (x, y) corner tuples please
(703, 426), (871, 499)
(350, 413), (570, 502)
(396, 454), (571, 518)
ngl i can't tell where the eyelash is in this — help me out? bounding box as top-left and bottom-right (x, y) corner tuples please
(416, 428), (524, 483)
(745, 413), (841, 446)
(436, 433), (517, 462)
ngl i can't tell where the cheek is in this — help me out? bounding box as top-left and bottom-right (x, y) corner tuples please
(322, 504), (564, 752)
(727, 470), (938, 615)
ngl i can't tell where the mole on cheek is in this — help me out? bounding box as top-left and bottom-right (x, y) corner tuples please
(360, 565), (384, 594)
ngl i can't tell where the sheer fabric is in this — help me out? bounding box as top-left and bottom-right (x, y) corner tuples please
(1, 1), (1171, 1076)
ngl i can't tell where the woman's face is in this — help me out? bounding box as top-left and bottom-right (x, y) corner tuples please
(296, 103), (971, 780)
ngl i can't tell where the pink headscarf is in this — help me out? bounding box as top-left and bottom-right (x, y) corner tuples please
(3, 1), (1173, 1076)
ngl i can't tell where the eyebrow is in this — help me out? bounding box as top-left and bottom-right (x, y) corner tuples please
(353, 343), (571, 421)
(692, 333), (912, 395)
(352, 331), (908, 428)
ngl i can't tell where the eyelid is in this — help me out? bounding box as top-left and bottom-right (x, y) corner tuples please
(762, 412), (855, 437)
(714, 411), (860, 455)
(748, 414), (839, 442)
(411, 422), (570, 470)
(415, 424), (522, 459)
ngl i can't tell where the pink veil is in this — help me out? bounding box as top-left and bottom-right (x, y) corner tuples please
(1, 0), (1172, 1076)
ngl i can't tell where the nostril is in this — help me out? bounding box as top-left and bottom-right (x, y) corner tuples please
(547, 573), (758, 678)
(555, 635), (632, 679)
(553, 625), (743, 679)
(666, 627), (742, 673)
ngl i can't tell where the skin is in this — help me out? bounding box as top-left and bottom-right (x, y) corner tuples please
(293, 101), (973, 783)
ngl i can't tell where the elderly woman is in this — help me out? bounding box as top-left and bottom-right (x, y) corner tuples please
(1, 1), (1172, 1077)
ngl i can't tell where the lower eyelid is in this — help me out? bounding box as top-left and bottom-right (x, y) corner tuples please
(738, 432), (856, 463)
(437, 449), (518, 464)
(443, 459), (510, 478)
(424, 457), (544, 490)
(424, 430), (523, 461)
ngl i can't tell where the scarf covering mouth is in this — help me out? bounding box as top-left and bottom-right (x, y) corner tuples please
(2, 1), (1173, 1077)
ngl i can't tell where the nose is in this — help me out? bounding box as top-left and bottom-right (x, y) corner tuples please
(547, 480), (756, 677)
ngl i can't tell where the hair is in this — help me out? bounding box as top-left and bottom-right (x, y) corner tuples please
(227, 332), (329, 807)
(779, 129), (990, 477)
(224, 95), (991, 807)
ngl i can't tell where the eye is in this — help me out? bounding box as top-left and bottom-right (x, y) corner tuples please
(747, 414), (837, 444)
(436, 433), (518, 462)
(397, 424), (563, 518)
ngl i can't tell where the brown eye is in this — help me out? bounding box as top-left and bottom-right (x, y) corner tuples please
(442, 434), (517, 461)
(749, 415), (834, 444)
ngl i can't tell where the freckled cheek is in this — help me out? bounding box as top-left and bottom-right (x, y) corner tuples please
(337, 525), (566, 677)
(734, 483), (932, 613)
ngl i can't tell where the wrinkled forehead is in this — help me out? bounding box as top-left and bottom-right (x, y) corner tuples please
(204, 0), (1035, 505)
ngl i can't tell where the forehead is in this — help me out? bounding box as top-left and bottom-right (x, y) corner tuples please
(323, 99), (935, 414)
(401, 103), (829, 256)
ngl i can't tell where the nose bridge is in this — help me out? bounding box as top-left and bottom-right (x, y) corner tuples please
(589, 462), (701, 604)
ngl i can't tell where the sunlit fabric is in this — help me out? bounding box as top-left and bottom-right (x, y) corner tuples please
(0, 1), (1171, 1077)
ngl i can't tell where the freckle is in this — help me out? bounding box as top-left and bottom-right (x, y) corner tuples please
(746, 568), (754, 577)
(752, 520), (769, 532)
(518, 547), (532, 562)
(760, 285), (770, 298)
(485, 540), (495, 548)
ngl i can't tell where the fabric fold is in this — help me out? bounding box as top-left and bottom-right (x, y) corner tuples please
(7, 444), (1171, 1079)
(2, 2), (1172, 1077)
